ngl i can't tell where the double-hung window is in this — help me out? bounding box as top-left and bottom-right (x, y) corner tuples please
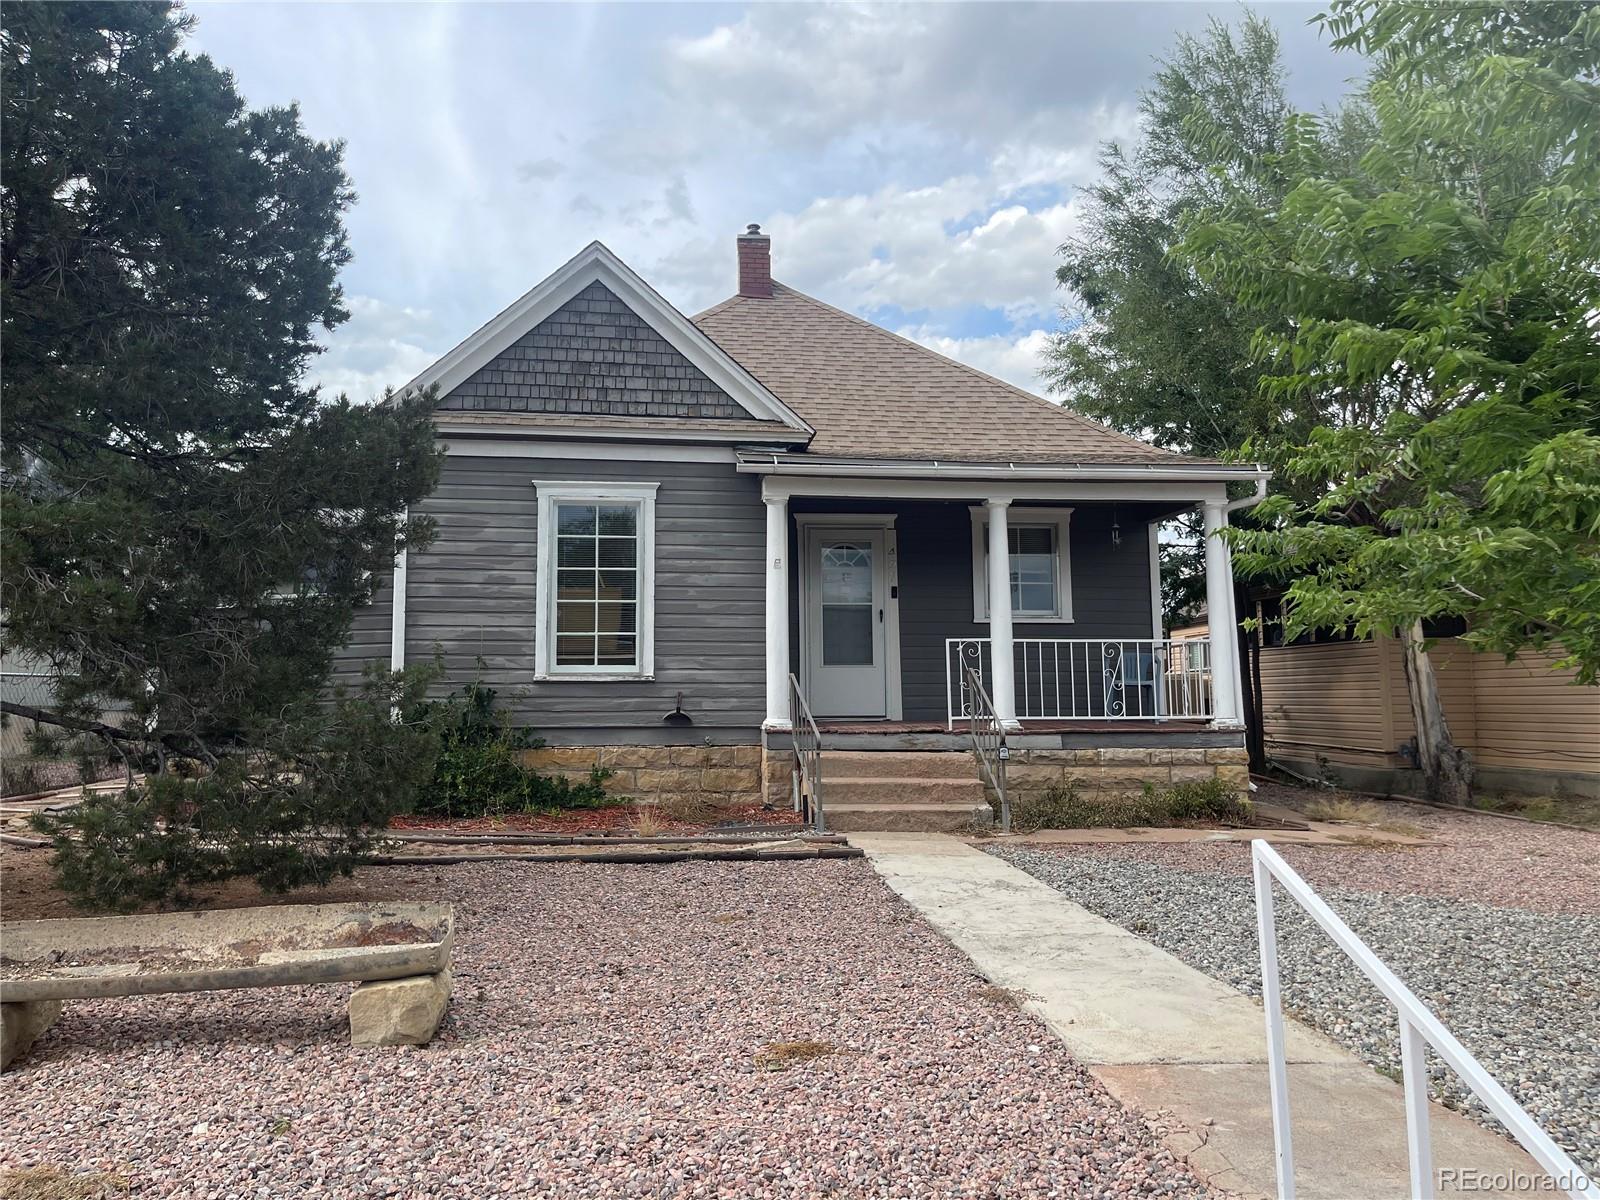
(534, 482), (658, 678)
(969, 507), (1073, 622)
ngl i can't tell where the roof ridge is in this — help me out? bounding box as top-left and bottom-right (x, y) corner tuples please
(692, 293), (745, 322)
(759, 283), (1176, 458)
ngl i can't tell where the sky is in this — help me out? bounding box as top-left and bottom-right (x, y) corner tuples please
(184, 1), (1365, 402)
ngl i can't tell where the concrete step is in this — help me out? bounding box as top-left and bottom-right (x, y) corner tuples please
(823, 802), (993, 833)
(824, 776), (989, 805)
(822, 751), (978, 780)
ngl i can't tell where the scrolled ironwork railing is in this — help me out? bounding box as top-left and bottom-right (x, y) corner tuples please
(962, 663), (1009, 835)
(946, 637), (1214, 727)
(787, 672), (825, 834)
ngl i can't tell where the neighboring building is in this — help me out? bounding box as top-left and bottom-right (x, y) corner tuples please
(1182, 606), (1600, 800)
(340, 229), (1265, 824)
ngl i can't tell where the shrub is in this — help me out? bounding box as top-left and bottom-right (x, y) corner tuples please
(1009, 777), (1251, 831)
(1159, 778), (1253, 824)
(35, 664), (441, 911)
(405, 680), (612, 820)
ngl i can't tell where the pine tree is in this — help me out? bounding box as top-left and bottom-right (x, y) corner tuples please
(1, 2), (443, 905)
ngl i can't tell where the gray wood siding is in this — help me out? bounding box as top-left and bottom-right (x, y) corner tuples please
(329, 573), (394, 691)
(403, 455), (765, 731)
(788, 500), (1160, 722)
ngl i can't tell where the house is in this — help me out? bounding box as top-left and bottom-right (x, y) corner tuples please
(339, 227), (1266, 826)
(1183, 605), (1600, 801)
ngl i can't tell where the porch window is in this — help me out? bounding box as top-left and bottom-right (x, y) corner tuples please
(969, 507), (1073, 623)
(534, 482), (658, 678)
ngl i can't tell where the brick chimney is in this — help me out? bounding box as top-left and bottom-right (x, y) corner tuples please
(737, 223), (772, 299)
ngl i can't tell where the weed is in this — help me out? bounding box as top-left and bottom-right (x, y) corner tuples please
(1010, 778), (1251, 831)
(753, 1040), (836, 1070)
(270, 1118), (292, 1137)
(659, 795), (718, 824)
(632, 805), (666, 837)
(1302, 797), (1382, 824)
(971, 984), (1028, 1009)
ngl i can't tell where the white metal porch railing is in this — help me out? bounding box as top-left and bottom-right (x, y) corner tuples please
(945, 637), (1214, 727)
(1252, 841), (1597, 1200)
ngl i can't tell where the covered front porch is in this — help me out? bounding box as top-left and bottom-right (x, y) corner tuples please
(751, 459), (1259, 739)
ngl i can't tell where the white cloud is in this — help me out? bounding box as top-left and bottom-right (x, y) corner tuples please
(309, 296), (444, 402)
(186, 1), (1355, 403)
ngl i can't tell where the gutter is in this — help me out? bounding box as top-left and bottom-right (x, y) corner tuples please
(1225, 476), (1270, 514)
(736, 453), (1271, 484)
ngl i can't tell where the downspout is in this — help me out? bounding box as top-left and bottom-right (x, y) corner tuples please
(390, 508), (409, 673)
(1222, 475), (1268, 766)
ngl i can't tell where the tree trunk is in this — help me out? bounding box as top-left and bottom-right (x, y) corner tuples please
(1235, 581), (1266, 773)
(1397, 621), (1473, 805)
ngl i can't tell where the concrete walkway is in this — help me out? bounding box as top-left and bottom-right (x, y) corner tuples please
(850, 832), (1547, 1199)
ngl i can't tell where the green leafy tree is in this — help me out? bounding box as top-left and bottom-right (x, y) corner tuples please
(1, 2), (443, 902)
(1043, 14), (1350, 627)
(1180, 1), (1600, 802)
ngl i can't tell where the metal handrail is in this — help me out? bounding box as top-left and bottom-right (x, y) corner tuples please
(1252, 840), (1597, 1200)
(963, 663), (1010, 834)
(787, 673), (825, 834)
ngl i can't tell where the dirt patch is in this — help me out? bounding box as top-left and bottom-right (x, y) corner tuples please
(0, 1167), (127, 1200)
(0, 843), (430, 922)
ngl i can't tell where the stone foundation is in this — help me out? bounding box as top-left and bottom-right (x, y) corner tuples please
(1003, 746), (1249, 806)
(521, 744), (765, 809)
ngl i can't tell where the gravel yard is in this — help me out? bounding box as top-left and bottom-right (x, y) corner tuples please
(1, 859), (1216, 1200)
(990, 817), (1600, 1178)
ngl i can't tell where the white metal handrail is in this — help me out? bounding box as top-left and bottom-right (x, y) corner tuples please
(946, 637), (1214, 727)
(962, 663), (1009, 835)
(1252, 840), (1597, 1200)
(787, 673), (825, 835)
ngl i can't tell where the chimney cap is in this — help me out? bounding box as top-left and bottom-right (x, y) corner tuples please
(741, 223), (766, 238)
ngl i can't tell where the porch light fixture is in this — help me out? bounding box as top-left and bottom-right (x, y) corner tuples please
(1110, 506), (1122, 549)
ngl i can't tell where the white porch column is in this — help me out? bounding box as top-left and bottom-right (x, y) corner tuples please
(986, 497), (1021, 730)
(1203, 501), (1241, 726)
(763, 493), (792, 730)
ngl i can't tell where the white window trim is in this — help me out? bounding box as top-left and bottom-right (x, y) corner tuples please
(969, 506), (1074, 623)
(533, 481), (659, 680)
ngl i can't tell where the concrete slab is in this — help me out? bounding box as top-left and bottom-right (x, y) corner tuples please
(1094, 1064), (1547, 1199)
(850, 832), (1549, 1199)
(848, 832), (1346, 1066)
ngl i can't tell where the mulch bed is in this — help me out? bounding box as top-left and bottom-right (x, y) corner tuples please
(388, 802), (800, 837)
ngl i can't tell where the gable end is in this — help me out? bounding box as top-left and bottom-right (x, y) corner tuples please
(438, 282), (752, 420)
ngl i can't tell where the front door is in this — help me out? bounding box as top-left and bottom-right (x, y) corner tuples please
(803, 526), (889, 718)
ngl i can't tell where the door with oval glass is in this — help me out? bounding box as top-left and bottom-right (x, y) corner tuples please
(802, 525), (890, 718)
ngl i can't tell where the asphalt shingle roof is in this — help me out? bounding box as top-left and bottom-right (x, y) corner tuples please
(693, 283), (1186, 464)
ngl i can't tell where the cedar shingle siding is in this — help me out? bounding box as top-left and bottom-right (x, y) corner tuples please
(438, 282), (751, 420)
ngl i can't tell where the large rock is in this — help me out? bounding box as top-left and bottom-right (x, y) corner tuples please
(348, 970), (451, 1047)
(2, 999), (64, 1070)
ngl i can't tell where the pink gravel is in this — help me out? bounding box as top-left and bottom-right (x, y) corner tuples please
(0, 860), (1216, 1199)
(1034, 790), (1600, 915)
